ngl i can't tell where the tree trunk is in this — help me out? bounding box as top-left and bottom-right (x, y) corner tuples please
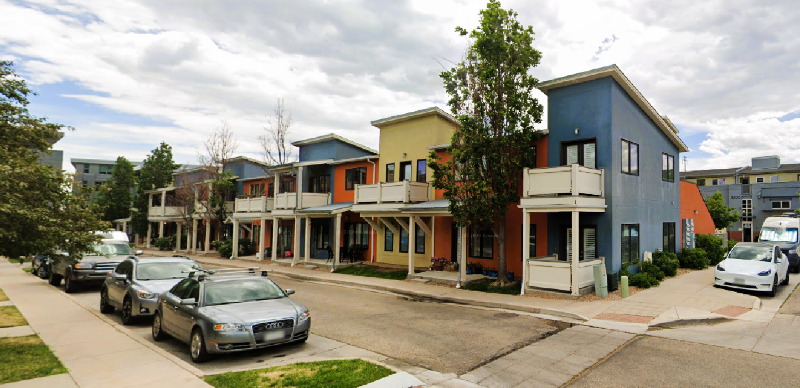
(495, 214), (508, 286)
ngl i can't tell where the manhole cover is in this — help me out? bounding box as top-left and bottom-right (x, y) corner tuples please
(493, 313), (519, 319)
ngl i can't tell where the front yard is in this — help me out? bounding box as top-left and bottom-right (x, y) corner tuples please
(0, 305), (27, 328)
(0, 335), (67, 384)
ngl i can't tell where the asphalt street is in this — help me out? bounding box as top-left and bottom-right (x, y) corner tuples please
(569, 335), (800, 387)
(66, 274), (563, 374)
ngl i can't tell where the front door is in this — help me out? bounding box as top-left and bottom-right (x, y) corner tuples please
(743, 222), (753, 242)
(561, 140), (596, 169)
(562, 227), (597, 261)
(400, 161), (412, 181)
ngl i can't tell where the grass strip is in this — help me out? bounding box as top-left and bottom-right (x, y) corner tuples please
(0, 306), (28, 328)
(0, 288), (7, 302)
(0, 335), (67, 384)
(334, 266), (418, 280)
(205, 359), (394, 388)
(462, 279), (521, 295)
(22, 267), (32, 273)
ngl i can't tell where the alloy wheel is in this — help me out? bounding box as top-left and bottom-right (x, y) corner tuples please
(191, 333), (202, 359)
(122, 299), (132, 324)
(153, 315), (161, 337)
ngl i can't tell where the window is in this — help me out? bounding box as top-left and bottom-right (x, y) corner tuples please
(416, 160), (427, 183)
(415, 224), (425, 254)
(697, 179), (705, 186)
(399, 161), (412, 181)
(621, 224), (640, 264)
(345, 167), (367, 190)
(469, 226), (494, 259)
(312, 224), (329, 249)
(345, 223), (369, 247)
(310, 175), (330, 193)
(399, 228), (409, 253)
(662, 153), (675, 182)
(663, 222), (676, 254)
(385, 163), (395, 183)
(756, 177), (765, 183)
(169, 279), (193, 298)
(742, 199), (753, 219)
(712, 178), (727, 185)
(268, 183), (274, 196)
(99, 164), (113, 175)
(562, 139), (596, 169)
(279, 180), (295, 193)
(565, 227), (596, 261)
(384, 227), (394, 251)
(772, 201), (791, 209)
(621, 139), (639, 175)
(771, 175), (779, 183)
(524, 146), (537, 169)
(83, 165), (90, 174)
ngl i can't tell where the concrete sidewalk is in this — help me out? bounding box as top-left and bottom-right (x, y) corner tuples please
(0, 260), (211, 388)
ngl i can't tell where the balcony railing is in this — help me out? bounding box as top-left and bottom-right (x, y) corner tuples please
(354, 181), (429, 204)
(274, 192), (331, 210)
(194, 202), (234, 214)
(148, 206), (183, 218)
(522, 165), (604, 197)
(234, 196), (275, 213)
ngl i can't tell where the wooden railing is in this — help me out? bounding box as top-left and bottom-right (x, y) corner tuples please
(354, 181), (429, 204)
(522, 165), (604, 197)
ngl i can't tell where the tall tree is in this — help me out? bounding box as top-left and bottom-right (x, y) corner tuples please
(429, 0), (544, 285)
(0, 61), (107, 258)
(196, 121), (239, 238)
(130, 143), (179, 236)
(96, 156), (135, 222)
(705, 191), (740, 230)
(259, 98), (297, 167)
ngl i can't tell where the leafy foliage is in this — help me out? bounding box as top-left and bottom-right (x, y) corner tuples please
(652, 251), (680, 277)
(628, 273), (660, 289)
(639, 260), (665, 281)
(726, 240), (738, 253)
(429, 0), (543, 283)
(130, 143), (179, 236)
(95, 156), (135, 222)
(211, 238), (255, 258)
(696, 234), (725, 265)
(704, 191), (740, 230)
(0, 61), (107, 258)
(153, 235), (176, 251)
(678, 248), (709, 269)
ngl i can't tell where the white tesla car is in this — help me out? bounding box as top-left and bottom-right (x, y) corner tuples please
(715, 242), (789, 297)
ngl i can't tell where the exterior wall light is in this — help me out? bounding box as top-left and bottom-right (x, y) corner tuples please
(575, 128), (580, 135)
(402, 153), (407, 158)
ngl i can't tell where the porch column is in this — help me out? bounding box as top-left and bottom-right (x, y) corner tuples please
(122, 221), (127, 234)
(272, 218), (280, 261)
(571, 210), (579, 296)
(304, 216), (311, 264)
(205, 220), (211, 253)
(259, 218), (267, 260)
(408, 217), (415, 275)
(191, 219), (198, 253)
(521, 211), (530, 295)
(333, 213), (342, 271)
(158, 221), (164, 239)
(146, 223), (152, 248)
(161, 191), (166, 213)
(175, 223), (182, 252)
(292, 216), (300, 266)
(232, 217), (239, 259)
(296, 167), (304, 209)
(135, 233), (140, 247)
(431, 216), (436, 258)
(458, 226), (467, 288)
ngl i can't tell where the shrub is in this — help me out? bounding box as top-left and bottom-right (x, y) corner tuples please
(678, 248), (709, 269)
(238, 238), (256, 256)
(629, 272), (660, 288)
(696, 234), (725, 265)
(726, 240), (738, 253)
(213, 238), (256, 258)
(652, 251), (679, 277)
(640, 260), (665, 281)
(153, 235), (176, 251)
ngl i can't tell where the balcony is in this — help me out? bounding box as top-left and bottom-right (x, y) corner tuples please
(354, 181), (429, 204)
(234, 196), (275, 213)
(194, 202), (234, 215)
(519, 165), (606, 211)
(274, 192), (331, 210)
(148, 206), (183, 218)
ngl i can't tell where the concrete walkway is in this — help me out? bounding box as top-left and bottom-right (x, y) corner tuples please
(0, 259), (212, 388)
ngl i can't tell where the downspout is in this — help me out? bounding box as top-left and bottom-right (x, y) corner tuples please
(367, 157), (377, 262)
(734, 166), (747, 185)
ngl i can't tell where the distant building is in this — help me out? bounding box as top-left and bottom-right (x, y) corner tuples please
(681, 155), (800, 242)
(71, 158), (142, 190)
(38, 131), (64, 170)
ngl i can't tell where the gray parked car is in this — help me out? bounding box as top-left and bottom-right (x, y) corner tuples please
(151, 268), (310, 363)
(100, 256), (202, 325)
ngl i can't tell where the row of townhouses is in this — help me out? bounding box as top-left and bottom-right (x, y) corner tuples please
(115, 65), (690, 296)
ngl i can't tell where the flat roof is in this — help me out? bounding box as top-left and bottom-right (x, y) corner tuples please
(70, 158), (127, 165)
(371, 107), (461, 128)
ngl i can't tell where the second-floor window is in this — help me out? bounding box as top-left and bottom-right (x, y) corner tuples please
(386, 163), (395, 183)
(83, 165), (90, 174)
(310, 175), (330, 193)
(416, 160), (426, 183)
(562, 139), (596, 169)
(99, 165), (113, 175)
(400, 161), (412, 181)
(621, 139), (639, 175)
(772, 200), (791, 209)
(279, 180), (295, 193)
(524, 146), (537, 169)
(345, 167), (367, 190)
(697, 179), (705, 186)
(662, 153), (675, 182)
(756, 177), (764, 183)
(712, 178), (726, 185)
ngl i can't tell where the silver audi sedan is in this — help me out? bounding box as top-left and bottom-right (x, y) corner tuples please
(100, 256), (202, 325)
(151, 269), (310, 363)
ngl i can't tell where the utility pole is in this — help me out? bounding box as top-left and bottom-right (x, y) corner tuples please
(683, 156), (688, 172)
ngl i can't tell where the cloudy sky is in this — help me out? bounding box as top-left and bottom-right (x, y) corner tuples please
(2, 0), (798, 173)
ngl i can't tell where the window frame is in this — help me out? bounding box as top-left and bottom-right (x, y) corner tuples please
(770, 175), (779, 183)
(522, 224), (537, 260)
(399, 161), (412, 181)
(560, 138), (597, 169)
(697, 179), (705, 186)
(83, 165), (90, 174)
(621, 224), (640, 265)
(756, 177), (765, 183)
(384, 226), (394, 252)
(416, 160), (427, 183)
(662, 153), (675, 182)
(772, 200), (791, 210)
(344, 167), (367, 191)
(663, 222), (676, 254)
(468, 226), (494, 259)
(385, 163), (395, 183)
(621, 139), (639, 176)
(399, 228), (409, 253)
(99, 164), (113, 175)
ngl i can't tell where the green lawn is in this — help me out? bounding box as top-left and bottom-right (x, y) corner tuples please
(334, 266), (419, 280)
(0, 306), (28, 328)
(0, 289), (7, 302)
(7, 258), (28, 264)
(204, 359), (394, 388)
(462, 279), (521, 295)
(22, 267), (32, 273)
(0, 335), (67, 384)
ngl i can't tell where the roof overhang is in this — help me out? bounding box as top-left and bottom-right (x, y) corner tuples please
(297, 202), (354, 216)
(331, 156), (380, 165)
(537, 65), (689, 153)
(291, 133), (378, 155)
(371, 107), (461, 128)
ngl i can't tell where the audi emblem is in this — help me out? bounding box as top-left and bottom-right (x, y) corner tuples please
(264, 322), (284, 329)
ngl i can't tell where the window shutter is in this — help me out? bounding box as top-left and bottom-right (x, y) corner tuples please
(583, 143), (596, 169)
(567, 145), (579, 165)
(584, 228), (596, 260)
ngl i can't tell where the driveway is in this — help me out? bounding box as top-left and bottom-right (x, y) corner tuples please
(67, 275), (563, 375)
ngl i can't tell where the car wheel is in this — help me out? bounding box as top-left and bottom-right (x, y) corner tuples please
(48, 270), (62, 286)
(782, 271), (790, 286)
(30, 264), (38, 276)
(152, 311), (168, 341)
(190, 328), (210, 363)
(38, 266), (48, 280)
(121, 296), (134, 325)
(768, 275), (778, 297)
(100, 288), (115, 314)
(63, 270), (77, 293)
(793, 265), (800, 274)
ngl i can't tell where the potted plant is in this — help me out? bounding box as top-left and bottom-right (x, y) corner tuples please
(507, 272), (515, 281)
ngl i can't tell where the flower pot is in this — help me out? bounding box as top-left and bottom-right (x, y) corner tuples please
(491, 271), (498, 277)
(483, 270), (488, 276)
(466, 269), (473, 275)
(507, 272), (515, 281)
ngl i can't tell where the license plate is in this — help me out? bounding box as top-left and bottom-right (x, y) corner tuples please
(734, 278), (745, 284)
(261, 330), (288, 341)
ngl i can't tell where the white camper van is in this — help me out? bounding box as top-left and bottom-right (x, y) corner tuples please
(759, 216), (800, 273)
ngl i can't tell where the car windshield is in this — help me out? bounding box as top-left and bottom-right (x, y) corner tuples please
(760, 227), (798, 243)
(136, 262), (201, 281)
(86, 243), (132, 256)
(728, 245), (774, 262)
(203, 280), (286, 306)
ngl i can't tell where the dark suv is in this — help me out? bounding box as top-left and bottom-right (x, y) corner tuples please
(49, 241), (135, 293)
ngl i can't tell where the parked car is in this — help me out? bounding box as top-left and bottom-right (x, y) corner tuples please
(31, 254), (50, 279)
(49, 234), (137, 293)
(758, 216), (800, 273)
(715, 242), (790, 297)
(100, 256), (202, 325)
(152, 268), (310, 363)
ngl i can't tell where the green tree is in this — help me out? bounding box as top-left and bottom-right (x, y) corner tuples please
(131, 143), (179, 236)
(705, 191), (740, 230)
(429, 0), (544, 284)
(96, 156), (135, 222)
(0, 61), (107, 258)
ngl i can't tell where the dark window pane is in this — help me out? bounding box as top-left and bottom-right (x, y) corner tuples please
(384, 228), (393, 251)
(399, 229), (409, 253)
(417, 160), (427, 183)
(386, 164), (395, 183)
(415, 225), (425, 254)
(630, 143), (639, 175)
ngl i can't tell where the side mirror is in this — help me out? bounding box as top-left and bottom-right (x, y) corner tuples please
(113, 274), (127, 281)
(180, 298), (197, 306)
(285, 289), (295, 295)
(135, 250), (143, 256)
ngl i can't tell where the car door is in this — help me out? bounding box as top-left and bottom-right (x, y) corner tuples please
(162, 279), (191, 336)
(777, 247), (789, 282)
(108, 261), (131, 306)
(172, 280), (200, 342)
